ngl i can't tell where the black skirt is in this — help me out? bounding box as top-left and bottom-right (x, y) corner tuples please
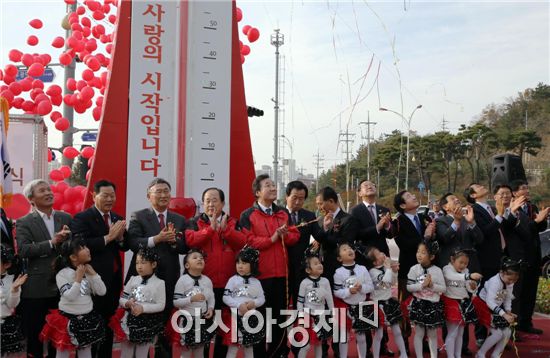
(63, 310), (105, 347)
(460, 298), (477, 324)
(312, 313), (332, 341)
(238, 314), (265, 346)
(491, 312), (510, 329)
(379, 298), (403, 326)
(1, 315), (26, 354)
(177, 313), (216, 347)
(408, 297), (444, 328)
(348, 303), (376, 332)
(125, 312), (165, 344)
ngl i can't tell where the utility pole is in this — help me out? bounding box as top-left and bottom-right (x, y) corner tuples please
(359, 111), (376, 180)
(313, 150), (324, 193)
(271, 29), (284, 194)
(339, 128), (355, 210)
(441, 116), (448, 131)
(61, 1), (77, 168)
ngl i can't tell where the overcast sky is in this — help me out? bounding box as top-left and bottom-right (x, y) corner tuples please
(1, 1), (548, 175)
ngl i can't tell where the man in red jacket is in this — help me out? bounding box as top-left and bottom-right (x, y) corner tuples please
(186, 187), (247, 357)
(240, 174), (300, 357)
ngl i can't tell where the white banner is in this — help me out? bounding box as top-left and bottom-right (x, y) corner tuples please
(127, 1), (180, 216)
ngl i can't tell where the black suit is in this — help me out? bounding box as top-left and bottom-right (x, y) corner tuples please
(70, 206), (129, 358)
(286, 208), (323, 305)
(472, 203), (504, 280)
(507, 204), (547, 329)
(435, 214), (484, 272)
(315, 209), (359, 287)
(351, 202), (391, 256)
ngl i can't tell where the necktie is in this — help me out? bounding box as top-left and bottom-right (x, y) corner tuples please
(292, 212), (299, 225)
(158, 213), (165, 230)
(486, 205), (506, 250)
(104, 213), (120, 271)
(103, 213), (110, 229)
(368, 205), (377, 223)
(413, 215), (422, 235)
(265, 208), (272, 216)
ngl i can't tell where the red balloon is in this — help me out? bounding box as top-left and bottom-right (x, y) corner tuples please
(103, 4), (111, 13)
(60, 203), (74, 215)
(66, 78), (77, 91)
(32, 79), (44, 90)
(21, 100), (34, 112)
(92, 106), (102, 121)
(64, 187), (81, 203)
(76, 6), (86, 15)
(76, 80), (87, 91)
(55, 117), (70, 131)
(82, 69), (94, 82)
(3, 76), (15, 85)
(80, 16), (91, 27)
(51, 95), (62, 106)
(27, 35), (39, 46)
(63, 146), (79, 159)
(51, 36), (65, 48)
(169, 197), (197, 219)
(85, 40), (97, 52)
(73, 31), (83, 41)
(29, 19), (43, 29)
(236, 7), (243, 22)
(85, 169), (91, 181)
(8, 82), (22, 96)
(50, 111), (61, 122)
(36, 100), (52, 115)
(46, 85), (62, 96)
(49, 169), (64, 182)
(4, 64), (17, 77)
(92, 10), (105, 21)
(87, 1), (101, 11)
(8, 49), (23, 62)
(0, 90), (14, 103)
(12, 97), (24, 109)
(40, 54), (52, 66)
(95, 96), (104, 106)
(53, 192), (64, 210)
(240, 54), (245, 64)
(242, 25), (251, 35)
(3, 193), (31, 220)
(108, 15), (117, 24)
(20, 78), (33, 92)
(56, 181), (69, 193)
(80, 86), (94, 101)
(34, 93), (49, 103)
(247, 28), (260, 42)
(64, 0), (76, 4)
(21, 54), (34, 67)
(59, 165), (72, 179)
(81, 146), (95, 159)
(28, 63), (45, 77)
(241, 45), (250, 56)
(59, 52), (72, 66)
(87, 155), (95, 168)
(85, 57), (101, 71)
(82, 27), (91, 38)
(48, 148), (53, 162)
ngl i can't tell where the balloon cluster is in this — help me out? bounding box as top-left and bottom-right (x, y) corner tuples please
(48, 145), (95, 187)
(0, 0), (117, 125)
(51, 182), (88, 216)
(236, 7), (260, 64)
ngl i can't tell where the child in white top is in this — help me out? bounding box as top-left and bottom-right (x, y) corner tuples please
(367, 247), (407, 358)
(406, 240), (446, 358)
(296, 250), (334, 358)
(223, 247), (265, 358)
(116, 247), (166, 358)
(41, 238), (106, 358)
(333, 242), (374, 358)
(441, 248), (482, 358)
(0, 244), (28, 357)
(173, 249), (215, 357)
(473, 257), (519, 358)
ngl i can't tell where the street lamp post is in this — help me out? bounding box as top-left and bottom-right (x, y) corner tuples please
(379, 105), (422, 190)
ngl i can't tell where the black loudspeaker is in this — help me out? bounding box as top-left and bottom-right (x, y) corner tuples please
(491, 153), (526, 188)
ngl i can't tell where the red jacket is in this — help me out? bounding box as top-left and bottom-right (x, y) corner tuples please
(239, 203), (300, 280)
(185, 213), (247, 288)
